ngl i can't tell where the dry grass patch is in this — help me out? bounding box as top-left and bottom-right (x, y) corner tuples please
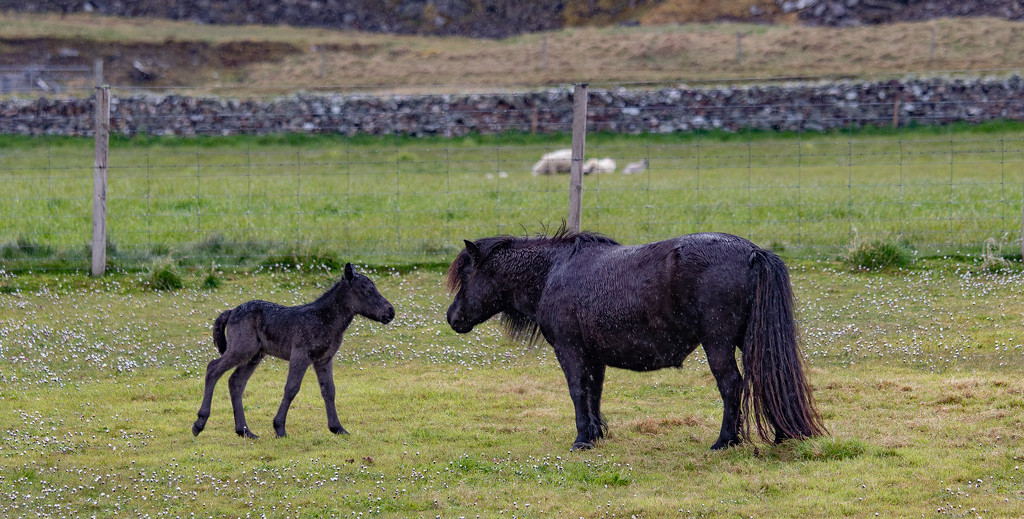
(5, 13), (1024, 94)
(628, 415), (707, 435)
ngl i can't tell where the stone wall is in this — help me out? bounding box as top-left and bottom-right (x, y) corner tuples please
(793, 0), (1024, 26)
(4, 76), (1023, 137)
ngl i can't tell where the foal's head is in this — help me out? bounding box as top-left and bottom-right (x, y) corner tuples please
(342, 263), (395, 324)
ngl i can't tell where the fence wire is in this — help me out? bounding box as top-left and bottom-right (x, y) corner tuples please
(2, 89), (1023, 272)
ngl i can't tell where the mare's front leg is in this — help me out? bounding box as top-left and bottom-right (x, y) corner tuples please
(313, 357), (348, 435)
(704, 339), (743, 450)
(553, 345), (605, 451)
(228, 353), (264, 439)
(273, 351), (312, 438)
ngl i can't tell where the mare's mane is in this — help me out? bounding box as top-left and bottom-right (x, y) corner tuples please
(445, 227), (618, 293)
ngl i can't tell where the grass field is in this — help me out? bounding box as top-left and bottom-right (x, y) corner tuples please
(2, 123), (1024, 272)
(0, 259), (1022, 517)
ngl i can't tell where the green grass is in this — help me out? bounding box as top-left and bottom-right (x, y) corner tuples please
(0, 260), (1022, 516)
(2, 122), (1023, 272)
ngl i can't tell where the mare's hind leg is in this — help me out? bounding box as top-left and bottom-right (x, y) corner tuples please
(703, 339), (743, 450)
(272, 352), (312, 438)
(313, 358), (348, 435)
(192, 345), (254, 436)
(228, 353), (264, 439)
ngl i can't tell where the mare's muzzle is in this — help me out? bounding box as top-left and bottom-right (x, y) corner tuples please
(446, 303), (474, 334)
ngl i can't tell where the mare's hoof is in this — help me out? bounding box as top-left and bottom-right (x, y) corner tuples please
(236, 428), (259, 440)
(275, 431), (287, 438)
(710, 438), (740, 451)
(192, 423), (204, 437)
(570, 441), (595, 452)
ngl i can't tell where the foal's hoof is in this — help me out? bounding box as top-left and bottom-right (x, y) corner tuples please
(570, 441), (595, 452)
(236, 428), (259, 440)
(330, 426), (349, 435)
(192, 423), (204, 437)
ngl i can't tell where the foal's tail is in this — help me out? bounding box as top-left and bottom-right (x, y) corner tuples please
(212, 311), (230, 355)
(741, 249), (827, 444)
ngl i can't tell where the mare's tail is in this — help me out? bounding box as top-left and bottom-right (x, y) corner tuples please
(741, 249), (827, 443)
(212, 311), (230, 355)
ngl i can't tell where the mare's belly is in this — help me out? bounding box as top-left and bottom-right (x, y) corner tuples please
(591, 337), (698, 372)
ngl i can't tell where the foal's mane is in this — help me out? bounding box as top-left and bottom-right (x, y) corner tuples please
(445, 226), (619, 344)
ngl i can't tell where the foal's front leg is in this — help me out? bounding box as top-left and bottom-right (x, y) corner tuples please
(313, 358), (348, 435)
(273, 352), (312, 438)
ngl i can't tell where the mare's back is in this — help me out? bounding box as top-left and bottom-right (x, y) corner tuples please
(543, 233), (756, 317)
(543, 239), (678, 319)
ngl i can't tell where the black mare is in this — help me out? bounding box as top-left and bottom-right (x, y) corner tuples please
(192, 263), (394, 439)
(445, 229), (826, 451)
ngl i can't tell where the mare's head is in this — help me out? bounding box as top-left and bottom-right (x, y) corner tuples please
(342, 263), (395, 324)
(445, 238), (513, 334)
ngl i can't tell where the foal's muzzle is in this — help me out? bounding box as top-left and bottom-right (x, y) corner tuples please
(375, 304), (395, 324)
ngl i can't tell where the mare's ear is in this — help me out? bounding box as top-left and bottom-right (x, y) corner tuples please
(463, 240), (482, 264)
(344, 262), (354, 281)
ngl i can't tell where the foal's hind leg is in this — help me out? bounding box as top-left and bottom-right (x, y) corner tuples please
(192, 348), (252, 436)
(313, 358), (348, 435)
(228, 353), (264, 439)
(703, 339), (744, 450)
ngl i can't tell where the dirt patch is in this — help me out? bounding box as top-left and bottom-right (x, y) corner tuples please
(0, 36), (301, 87)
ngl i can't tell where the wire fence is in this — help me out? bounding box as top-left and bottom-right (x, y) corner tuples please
(2, 84), (1023, 272)
(0, 65), (94, 95)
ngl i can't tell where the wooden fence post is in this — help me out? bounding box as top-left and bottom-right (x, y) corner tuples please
(92, 85), (110, 276)
(541, 36), (548, 69)
(736, 31), (743, 66)
(568, 84), (588, 233)
(93, 59), (103, 88)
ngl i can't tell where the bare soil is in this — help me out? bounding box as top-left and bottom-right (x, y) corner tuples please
(0, 36), (300, 88)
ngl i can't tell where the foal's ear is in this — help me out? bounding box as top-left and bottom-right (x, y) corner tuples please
(463, 240), (482, 264)
(344, 262), (355, 281)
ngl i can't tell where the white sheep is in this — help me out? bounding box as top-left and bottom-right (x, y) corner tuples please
(531, 148), (574, 176)
(622, 158), (649, 175)
(583, 157), (616, 174)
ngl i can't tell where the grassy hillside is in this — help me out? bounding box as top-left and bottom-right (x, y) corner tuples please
(2, 12), (1024, 94)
